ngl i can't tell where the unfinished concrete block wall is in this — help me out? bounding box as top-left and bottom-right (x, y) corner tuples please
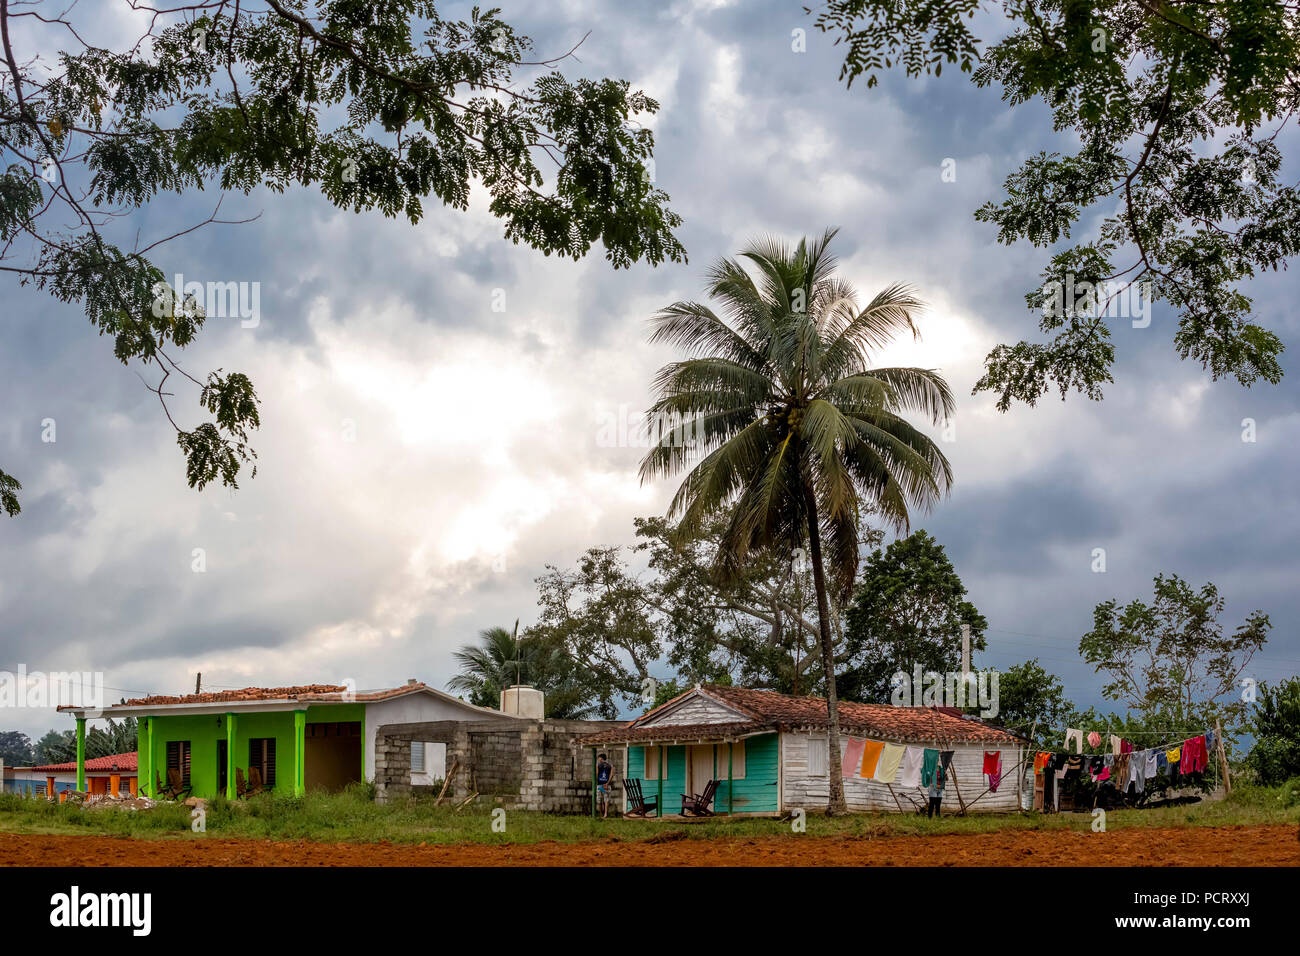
(372, 718), (623, 813)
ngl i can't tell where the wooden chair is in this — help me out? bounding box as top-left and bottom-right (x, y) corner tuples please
(681, 779), (719, 817)
(247, 766), (264, 795)
(235, 767), (248, 798)
(167, 768), (191, 801)
(624, 778), (658, 818)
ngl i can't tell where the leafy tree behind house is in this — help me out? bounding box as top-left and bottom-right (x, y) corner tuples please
(35, 730), (75, 765)
(0, 0), (684, 516)
(840, 530), (986, 703)
(639, 228), (955, 813)
(0, 730), (34, 765)
(812, 1), (1296, 408)
(1078, 574), (1269, 729)
(991, 659), (1073, 749)
(637, 514), (881, 696)
(1246, 676), (1300, 786)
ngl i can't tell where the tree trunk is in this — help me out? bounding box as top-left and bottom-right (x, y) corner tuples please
(804, 487), (847, 815)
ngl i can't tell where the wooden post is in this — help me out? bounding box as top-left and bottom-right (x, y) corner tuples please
(1214, 720), (1231, 794)
(590, 747), (597, 818)
(727, 742), (734, 815)
(656, 745), (664, 818)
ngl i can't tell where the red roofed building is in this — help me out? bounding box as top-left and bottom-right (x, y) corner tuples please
(579, 684), (1028, 817)
(29, 751), (138, 800)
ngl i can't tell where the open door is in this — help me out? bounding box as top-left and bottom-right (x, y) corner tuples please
(687, 744), (714, 795)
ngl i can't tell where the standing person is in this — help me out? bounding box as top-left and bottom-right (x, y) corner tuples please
(926, 762), (946, 818)
(595, 753), (614, 819)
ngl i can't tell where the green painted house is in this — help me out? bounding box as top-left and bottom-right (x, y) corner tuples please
(59, 680), (514, 799)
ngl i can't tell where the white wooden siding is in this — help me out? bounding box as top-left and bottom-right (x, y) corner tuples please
(781, 731), (1030, 813)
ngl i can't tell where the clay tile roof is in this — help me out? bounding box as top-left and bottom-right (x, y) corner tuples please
(31, 752), (138, 773)
(580, 684), (1025, 746)
(118, 684), (349, 707)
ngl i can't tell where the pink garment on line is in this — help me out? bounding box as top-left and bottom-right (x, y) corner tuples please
(842, 737), (866, 778)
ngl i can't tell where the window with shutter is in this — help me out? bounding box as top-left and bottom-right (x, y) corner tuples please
(643, 746), (661, 780)
(808, 736), (828, 777)
(249, 738), (277, 788)
(165, 741), (191, 786)
(717, 741), (746, 779)
(217, 740), (227, 791)
(411, 741), (425, 773)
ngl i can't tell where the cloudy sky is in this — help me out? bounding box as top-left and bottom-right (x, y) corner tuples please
(3, 0), (1298, 741)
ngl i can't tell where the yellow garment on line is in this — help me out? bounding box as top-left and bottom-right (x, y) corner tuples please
(1166, 746), (1182, 763)
(874, 743), (905, 783)
(859, 740), (885, 779)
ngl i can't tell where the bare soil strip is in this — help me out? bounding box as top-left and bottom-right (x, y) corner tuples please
(1, 824), (1296, 866)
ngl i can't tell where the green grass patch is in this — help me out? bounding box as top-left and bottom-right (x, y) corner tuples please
(1, 783), (1294, 846)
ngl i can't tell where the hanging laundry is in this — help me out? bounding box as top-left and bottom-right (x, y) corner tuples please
(982, 751), (1003, 792)
(1087, 731), (1101, 748)
(920, 748), (941, 787)
(1113, 753), (1130, 791)
(874, 743), (905, 783)
(859, 739), (885, 779)
(1064, 728), (1084, 753)
(842, 737), (866, 778)
(1130, 750), (1147, 793)
(1144, 750), (1158, 782)
(1109, 735), (1123, 756)
(1034, 752), (1050, 775)
(1065, 754), (1084, 776)
(1087, 755), (1104, 781)
(1206, 728), (1216, 750)
(1154, 750), (1169, 776)
(939, 750), (954, 775)
(1165, 745), (1182, 765)
(1182, 735), (1209, 774)
(896, 746), (924, 788)
(1121, 739), (1134, 754)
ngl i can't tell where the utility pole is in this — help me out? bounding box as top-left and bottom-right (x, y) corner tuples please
(195, 672), (202, 694)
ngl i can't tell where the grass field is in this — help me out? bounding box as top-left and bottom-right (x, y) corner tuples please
(1, 782), (1296, 847)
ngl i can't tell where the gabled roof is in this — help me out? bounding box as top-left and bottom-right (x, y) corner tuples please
(32, 752), (138, 773)
(580, 684), (1025, 745)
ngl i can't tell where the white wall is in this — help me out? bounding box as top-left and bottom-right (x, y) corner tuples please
(363, 691), (521, 781)
(782, 732), (1029, 813)
(409, 741), (448, 785)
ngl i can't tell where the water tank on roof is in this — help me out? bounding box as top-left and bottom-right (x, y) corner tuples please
(500, 685), (545, 719)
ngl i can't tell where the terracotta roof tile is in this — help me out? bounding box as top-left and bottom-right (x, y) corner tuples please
(581, 685), (1024, 746)
(32, 752), (138, 773)
(117, 684), (349, 706)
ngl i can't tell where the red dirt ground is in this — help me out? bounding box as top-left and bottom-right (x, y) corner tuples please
(1, 825), (1296, 866)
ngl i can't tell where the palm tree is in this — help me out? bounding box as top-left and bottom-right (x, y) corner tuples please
(448, 625), (599, 719)
(640, 228), (955, 813)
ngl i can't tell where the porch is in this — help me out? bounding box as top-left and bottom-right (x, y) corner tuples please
(586, 731), (780, 818)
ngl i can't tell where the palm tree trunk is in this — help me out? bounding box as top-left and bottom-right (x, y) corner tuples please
(804, 487), (847, 815)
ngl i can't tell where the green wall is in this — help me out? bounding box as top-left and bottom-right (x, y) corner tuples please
(624, 734), (778, 814)
(138, 703), (365, 799)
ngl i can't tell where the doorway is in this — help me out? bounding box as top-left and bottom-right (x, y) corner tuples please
(688, 744), (714, 794)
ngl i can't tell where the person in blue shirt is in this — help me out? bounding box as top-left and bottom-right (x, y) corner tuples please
(596, 753), (614, 818)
